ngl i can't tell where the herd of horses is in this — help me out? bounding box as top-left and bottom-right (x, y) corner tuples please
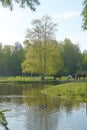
(53, 74), (86, 80)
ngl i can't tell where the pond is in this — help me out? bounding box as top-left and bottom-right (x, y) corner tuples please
(0, 83), (87, 130)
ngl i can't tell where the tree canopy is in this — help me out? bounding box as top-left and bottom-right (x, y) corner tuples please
(61, 38), (81, 75)
(82, 0), (87, 29)
(0, 38), (86, 77)
(0, 0), (40, 11)
(22, 16), (64, 79)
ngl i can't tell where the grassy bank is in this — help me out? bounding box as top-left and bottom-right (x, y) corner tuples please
(41, 82), (87, 101)
(0, 76), (61, 84)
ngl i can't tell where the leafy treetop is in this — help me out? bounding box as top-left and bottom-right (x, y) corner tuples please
(82, 0), (87, 29)
(0, 0), (40, 11)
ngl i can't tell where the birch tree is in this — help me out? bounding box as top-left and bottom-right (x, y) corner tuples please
(22, 16), (63, 80)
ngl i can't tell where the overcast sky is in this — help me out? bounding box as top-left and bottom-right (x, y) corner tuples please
(0, 0), (86, 52)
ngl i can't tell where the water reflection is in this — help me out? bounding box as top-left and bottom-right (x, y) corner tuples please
(0, 83), (86, 130)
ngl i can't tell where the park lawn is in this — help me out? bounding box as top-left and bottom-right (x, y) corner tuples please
(0, 75), (67, 83)
(0, 76), (62, 83)
(41, 82), (87, 101)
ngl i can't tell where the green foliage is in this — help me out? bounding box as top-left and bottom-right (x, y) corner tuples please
(0, 112), (8, 126)
(22, 40), (63, 75)
(22, 16), (63, 77)
(81, 50), (87, 71)
(0, 109), (10, 130)
(0, 38), (86, 77)
(0, 43), (25, 76)
(82, 0), (87, 29)
(61, 38), (81, 75)
(0, 0), (40, 11)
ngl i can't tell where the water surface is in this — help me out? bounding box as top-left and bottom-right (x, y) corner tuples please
(0, 83), (87, 130)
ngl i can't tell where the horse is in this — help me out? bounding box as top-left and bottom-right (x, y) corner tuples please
(67, 74), (77, 80)
(71, 74), (76, 79)
(67, 75), (72, 80)
(76, 74), (86, 79)
(54, 74), (62, 80)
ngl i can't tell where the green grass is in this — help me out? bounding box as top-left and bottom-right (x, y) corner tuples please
(0, 76), (43, 83)
(0, 76), (60, 84)
(41, 82), (87, 101)
(0, 75), (73, 83)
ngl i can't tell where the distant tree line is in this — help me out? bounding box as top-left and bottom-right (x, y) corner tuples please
(0, 16), (87, 79)
(0, 38), (87, 77)
(0, 42), (25, 76)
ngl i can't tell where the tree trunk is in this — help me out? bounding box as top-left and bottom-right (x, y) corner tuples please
(41, 73), (44, 80)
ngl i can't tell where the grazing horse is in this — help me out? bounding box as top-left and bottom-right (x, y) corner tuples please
(67, 75), (72, 80)
(54, 74), (62, 80)
(67, 74), (76, 80)
(76, 74), (86, 79)
(71, 74), (76, 79)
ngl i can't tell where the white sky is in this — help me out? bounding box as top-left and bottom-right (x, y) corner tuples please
(0, 0), (87, 52)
